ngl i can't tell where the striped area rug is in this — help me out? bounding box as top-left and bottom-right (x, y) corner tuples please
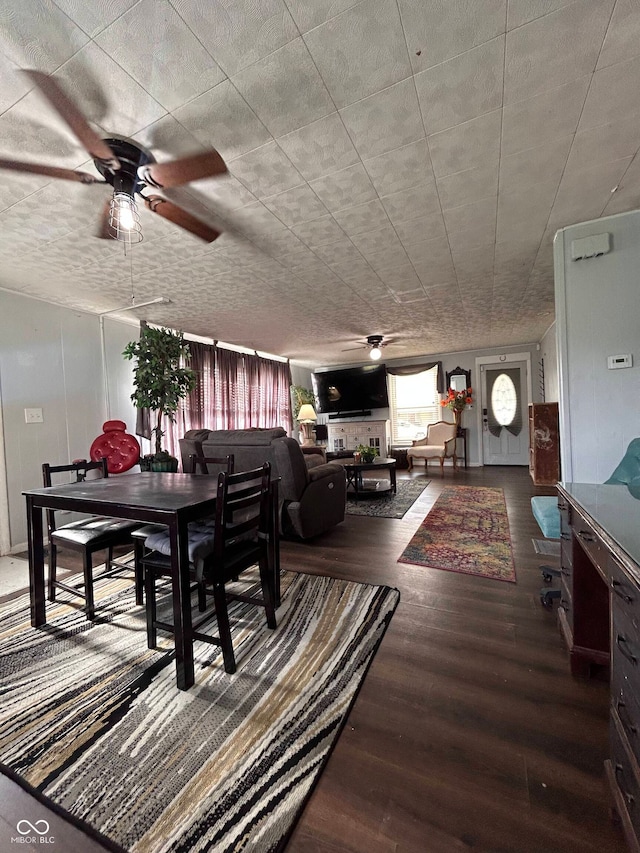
(0, 568), (399, 852)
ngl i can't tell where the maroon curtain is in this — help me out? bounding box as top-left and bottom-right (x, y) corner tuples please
(164, 343), (292, 456)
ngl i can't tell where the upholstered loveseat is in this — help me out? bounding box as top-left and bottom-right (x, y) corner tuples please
(179, 428), (346, 539)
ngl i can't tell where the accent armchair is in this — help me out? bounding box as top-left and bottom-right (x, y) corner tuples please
(407, 421), (458, 475)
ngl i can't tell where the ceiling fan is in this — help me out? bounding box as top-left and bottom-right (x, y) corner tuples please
(0, 70), (226, 243)
(342, 334), (393, 361)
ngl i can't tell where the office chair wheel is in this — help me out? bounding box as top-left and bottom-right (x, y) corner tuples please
(542, 571), (554, 583)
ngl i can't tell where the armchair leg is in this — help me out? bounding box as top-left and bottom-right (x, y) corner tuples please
(407, 456), (413, 471)
(439, 457), (444, 476)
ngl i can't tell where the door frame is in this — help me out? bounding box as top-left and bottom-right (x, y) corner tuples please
(474, 351), (533, 467)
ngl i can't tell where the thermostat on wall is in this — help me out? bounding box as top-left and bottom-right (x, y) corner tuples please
(607, 354), (633, 369)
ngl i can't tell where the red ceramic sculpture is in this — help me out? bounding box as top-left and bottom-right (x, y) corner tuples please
(90, 420), (141, 474)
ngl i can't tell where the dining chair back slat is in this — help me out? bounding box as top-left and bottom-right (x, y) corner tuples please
(41, 457), (141, 619)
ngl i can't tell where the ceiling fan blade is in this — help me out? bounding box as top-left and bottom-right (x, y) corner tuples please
(144, 195), (221, 242)
(139, 149), (227, 189)
(22, 70), (120, 170)
(0, 157), (101, 184)
(340, 345), (367, 352)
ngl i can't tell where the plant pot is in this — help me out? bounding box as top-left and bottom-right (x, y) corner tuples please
(150, 456), (179, 473)
(139, 455), (153, 472)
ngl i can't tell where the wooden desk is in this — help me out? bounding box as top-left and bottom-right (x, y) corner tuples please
(24, 473), (280, 691)
(557, 483), (640, 852)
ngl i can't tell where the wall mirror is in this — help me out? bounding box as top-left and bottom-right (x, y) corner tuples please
(446, 366), (471, 393)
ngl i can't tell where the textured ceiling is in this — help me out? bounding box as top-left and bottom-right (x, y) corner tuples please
(1, 0), (639, 367)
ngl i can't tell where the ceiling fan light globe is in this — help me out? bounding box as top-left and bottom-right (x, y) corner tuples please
(108, 191), (143, 244)
(369, 346), (382, 361)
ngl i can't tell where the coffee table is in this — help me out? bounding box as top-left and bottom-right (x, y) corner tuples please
(342, 457), (397, 500)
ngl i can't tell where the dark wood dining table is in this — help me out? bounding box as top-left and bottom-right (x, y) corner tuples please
(23, 472), (279, 690)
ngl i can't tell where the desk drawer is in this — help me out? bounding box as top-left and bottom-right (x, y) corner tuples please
(558, 499), (572, 537)
(560, 578), (573, 629)
(612, 678), (640, 759)
(573, 517), (607, 576)
(610, 552), (640, 614)
(611, 717), (640, 835)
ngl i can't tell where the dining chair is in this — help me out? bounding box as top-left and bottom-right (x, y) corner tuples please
(130, 454), (235, 610)
(142, 462), (277, 674)
(42, 458), (141, 619)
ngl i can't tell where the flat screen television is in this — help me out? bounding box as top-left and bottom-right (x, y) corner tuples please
(312, 364), (389, 414)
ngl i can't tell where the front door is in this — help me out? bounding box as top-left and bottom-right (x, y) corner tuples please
(481, 361), (529, 466)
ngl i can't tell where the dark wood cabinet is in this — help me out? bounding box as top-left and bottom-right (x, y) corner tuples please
(528, 402), (560, 485)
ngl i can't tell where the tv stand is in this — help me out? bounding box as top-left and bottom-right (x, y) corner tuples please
(327, 419), (390, 456)
(328, 410), (372, 420)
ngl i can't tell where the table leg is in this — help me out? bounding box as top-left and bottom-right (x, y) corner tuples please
(390, 464), (397, 494)
(169, 519), (195, 690)
(26, 497), (46, 627)
(271, 480), (281, 608)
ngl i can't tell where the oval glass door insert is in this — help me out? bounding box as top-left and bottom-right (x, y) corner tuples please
(491, 373), (517, 426)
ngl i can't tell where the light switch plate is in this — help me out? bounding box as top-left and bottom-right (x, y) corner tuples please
(24, 407), (43, 423)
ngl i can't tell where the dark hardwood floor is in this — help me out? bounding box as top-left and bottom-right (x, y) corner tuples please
(283, 465), (626, 853)
(15, 465), (625, 852)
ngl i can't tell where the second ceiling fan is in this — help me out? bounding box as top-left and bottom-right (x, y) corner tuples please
(0, 70), (227, 243)
(342, 335), (394, 360)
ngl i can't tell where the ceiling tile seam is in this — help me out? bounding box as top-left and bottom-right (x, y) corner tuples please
(50, 0), (136, 40)
(506, 0), (583, 35)
(503, 3), (616, 319)
(38, 0), (92, 46)
(600, 146), (640, 216)
(167, 0), (303, 81)
(279, 0), (365, 37)
(523, 47), (609, 305)
(599, 152), (640, 218)
(590, 0), (622, 74)
(292, 19), (403, 207)
(490, 16), (509, 329)
(390, 0), (467, 322)
(404, 30), (509, 77)
(404, 27), (465, 331)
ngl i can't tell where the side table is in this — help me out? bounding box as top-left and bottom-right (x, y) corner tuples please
(390, 447), (409, 470)
(456, 427), (468, 469)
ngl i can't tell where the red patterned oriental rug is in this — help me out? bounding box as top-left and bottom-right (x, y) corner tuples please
(398, 486), (516, 583)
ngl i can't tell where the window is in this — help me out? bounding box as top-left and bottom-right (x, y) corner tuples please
(389, 367), (440, 445)
(491, 372), (518, 426)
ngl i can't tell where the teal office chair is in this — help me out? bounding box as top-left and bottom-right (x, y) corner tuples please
(605, 438), (640, 485)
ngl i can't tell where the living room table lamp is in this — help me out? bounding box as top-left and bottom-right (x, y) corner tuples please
(297, 404), (317, 446)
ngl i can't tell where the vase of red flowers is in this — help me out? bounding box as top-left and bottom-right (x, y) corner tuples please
(441, 387), (473, 429)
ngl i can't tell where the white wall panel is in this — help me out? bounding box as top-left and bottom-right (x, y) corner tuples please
(555, 210), (640, 483)
(0, 291), (135, 551)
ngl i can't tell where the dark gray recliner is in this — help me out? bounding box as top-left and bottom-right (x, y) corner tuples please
(179, 428), (346, 539)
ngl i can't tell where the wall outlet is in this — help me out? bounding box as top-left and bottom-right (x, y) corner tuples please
(24, 407), (43, 423)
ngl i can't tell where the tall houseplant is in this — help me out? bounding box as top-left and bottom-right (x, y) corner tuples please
(123, 326), (196, 471)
